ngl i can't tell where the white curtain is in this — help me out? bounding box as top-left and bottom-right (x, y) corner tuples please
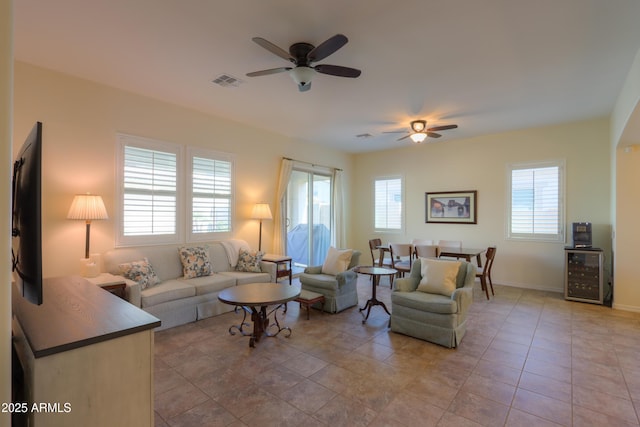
(273, 159), (293, 255)
(332, 169), (346, 248)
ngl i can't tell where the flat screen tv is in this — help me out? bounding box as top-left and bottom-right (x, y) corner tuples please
(11, 121), (43, 305)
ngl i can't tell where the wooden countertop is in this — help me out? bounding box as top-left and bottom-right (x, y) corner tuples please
(12, 275), (161, 358)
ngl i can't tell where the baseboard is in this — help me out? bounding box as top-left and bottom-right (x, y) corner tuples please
(611, 302), (640, 313)
(493, 281), (563, 294)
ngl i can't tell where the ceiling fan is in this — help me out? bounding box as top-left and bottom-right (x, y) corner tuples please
(385, 120), (458, 143)
(246, 34), (361, 92)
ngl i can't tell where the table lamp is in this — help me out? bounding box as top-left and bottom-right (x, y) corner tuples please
(67, 193), (109, 276)
(251, 202), (272, 251)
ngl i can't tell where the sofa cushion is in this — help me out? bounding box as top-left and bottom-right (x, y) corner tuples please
(219, 271), (271, 285)
(178, 246), (213, 279)
(417, 258), (461, 297)
(140, 279), (196, 308)
(179, 274), (236, 295)
(236, 249), (264, 273)
(118, 257), (161, 290)
(391, 291), (458, 314)
(321, 247), (353, 275)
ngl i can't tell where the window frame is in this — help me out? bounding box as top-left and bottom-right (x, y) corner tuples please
(373, 175), (404, 233)
(116, 134), (235, 247)
(506, 159), (566, 243)
(186, 147), (235, 242)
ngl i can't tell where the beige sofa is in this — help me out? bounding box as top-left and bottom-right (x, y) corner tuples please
(103, 241), (276, 330)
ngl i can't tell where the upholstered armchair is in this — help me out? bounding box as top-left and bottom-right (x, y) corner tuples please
(390, 258), (476, 348)
(299, 248), (361, 313)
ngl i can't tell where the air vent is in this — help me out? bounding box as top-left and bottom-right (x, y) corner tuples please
(211, 74), (244, 88)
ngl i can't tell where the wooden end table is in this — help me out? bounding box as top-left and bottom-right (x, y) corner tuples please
(262, 254), (293, 284)
(85, 273), (127, 299)
(355, 266), (397, 324)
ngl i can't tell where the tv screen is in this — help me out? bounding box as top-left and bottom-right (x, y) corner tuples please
(11, 122), (43, 305)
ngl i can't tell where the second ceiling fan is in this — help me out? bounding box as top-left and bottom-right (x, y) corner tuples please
(246, 34), (361, 92)
(386, 120), (458, 143)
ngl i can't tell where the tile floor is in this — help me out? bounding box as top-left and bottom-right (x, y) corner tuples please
(153, 275), (640, 426)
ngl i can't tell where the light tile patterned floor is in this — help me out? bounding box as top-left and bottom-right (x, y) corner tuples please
(153, 275), (640, 426)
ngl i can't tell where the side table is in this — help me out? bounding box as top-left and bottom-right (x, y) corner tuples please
(85, 273), (127, 300)
(262, 254), (292, 285)
(355, 266), (397, 324)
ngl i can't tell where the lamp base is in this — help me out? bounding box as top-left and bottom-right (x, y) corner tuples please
(80, 258), (100, 278)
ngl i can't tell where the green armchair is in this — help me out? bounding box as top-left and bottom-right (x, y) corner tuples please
(299, 249), (361, 313)
(390, 258), (476, 348)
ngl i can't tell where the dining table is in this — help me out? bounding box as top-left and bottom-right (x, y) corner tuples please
(438, 247), (486, 267)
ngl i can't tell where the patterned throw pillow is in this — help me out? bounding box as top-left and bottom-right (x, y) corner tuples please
(178, 246), (213, 279)
(236, 249), (264, 273)
(118, 257), (161, 290)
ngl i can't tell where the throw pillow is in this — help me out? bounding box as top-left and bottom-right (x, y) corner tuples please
(321, 247), (354, 275)
(178, 246), (212, 279)
(417, 258), (461, 297)
(118, 257), (160, 290)
(236, 249), (264, 273)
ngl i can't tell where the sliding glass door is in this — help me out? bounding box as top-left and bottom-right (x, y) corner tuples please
(285, 169), (332, 272)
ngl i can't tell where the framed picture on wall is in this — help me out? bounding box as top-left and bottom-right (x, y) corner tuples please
(426, 191), (477, 224)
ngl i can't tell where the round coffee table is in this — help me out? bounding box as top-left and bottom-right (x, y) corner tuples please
(218, 283), (300, 347)
(355, 266), (397, 324)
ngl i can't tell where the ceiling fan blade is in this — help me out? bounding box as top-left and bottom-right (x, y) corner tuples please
(298, 82), (311, 92)
(307, 34), (348, 62)
(397, 134), (412, 141)
(427, 132), (442, 138)
(314, 64), (361, 78)
(383, 131), (408, 134)
(427, 124), (458, 132)
(246, 67), (291, 77)
(251, 37), (295, 62)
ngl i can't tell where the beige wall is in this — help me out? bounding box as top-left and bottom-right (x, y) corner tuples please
(611, 46), (640, 312)
(1, 0), (13, 420)
(13, 62), (354, 278)
(352, 118), (612, 293)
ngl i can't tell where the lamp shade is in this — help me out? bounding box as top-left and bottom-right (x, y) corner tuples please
(410, 132), (428, 143)
(67, 194), (109, 220)
(251, 203), (273, 220)
(289, 67), (315, 87)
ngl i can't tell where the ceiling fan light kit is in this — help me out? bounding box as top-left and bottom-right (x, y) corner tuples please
(289, 66), (315, 88)
(410, 132), (428, 143)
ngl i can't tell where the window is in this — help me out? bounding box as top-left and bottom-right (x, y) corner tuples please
(507, 160), (565, 242)
(116, 134), (234, 246)
(374, 176), (403, 232)
(187, 148), (234, 241)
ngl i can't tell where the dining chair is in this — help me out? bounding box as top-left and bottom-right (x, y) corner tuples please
(389, 243), (413, 279)
(411, 239), (434, 259)
(414, 244), (438, 259)
(368, 238), (392, 267)
(437, 240), (462, 258)
(476, 246), (496, 299)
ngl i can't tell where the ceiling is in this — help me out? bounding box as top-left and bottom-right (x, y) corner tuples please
(13, 0), (640, 153)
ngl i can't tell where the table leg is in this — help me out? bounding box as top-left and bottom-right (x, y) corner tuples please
(266, 304), (292, 338)
(359, 274), (391, 324)
(476, 254), (483, 268)
(228, 303), (294, 347)
(249, 307), (268, 347)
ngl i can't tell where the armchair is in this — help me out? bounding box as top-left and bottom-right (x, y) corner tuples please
(299, 249), (361, 313)
(390, 258), (476, 348)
